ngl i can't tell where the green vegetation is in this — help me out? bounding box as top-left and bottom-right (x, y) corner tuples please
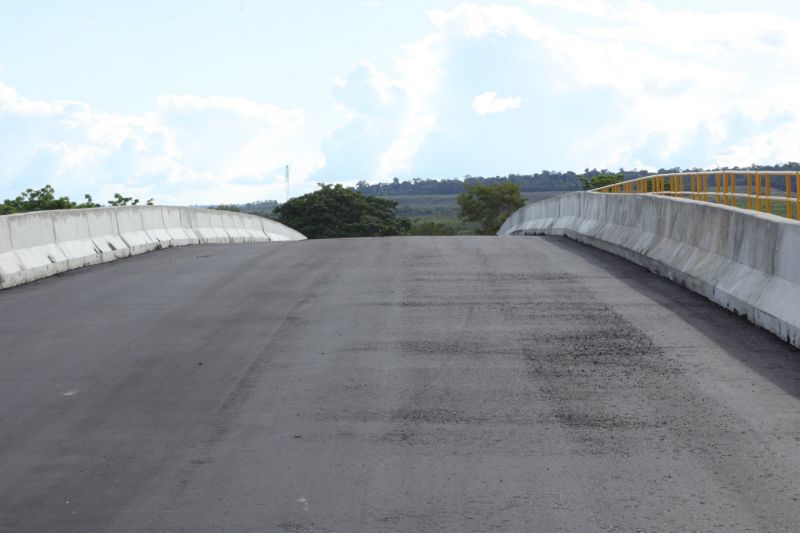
(0, 185), (154, 215)
(457, 182), (526, 235)
(353, 169), (661, 197)
(356, 171), (585, 196)
(210, 204), (241, 212)
(107, 192), (154, 206)
(273, 184), (410, 239)
(580, 173), (625, 190)
(237, 199), (278, 217)
(390, 192), (558, 219)
(350, 170), (642, 235)
(0, 185), (81, 214)
(354, 163), (800, 197)
(729, 196), (793, 218)
(380, 192), (559, 235)
(408, 219), (457, 236)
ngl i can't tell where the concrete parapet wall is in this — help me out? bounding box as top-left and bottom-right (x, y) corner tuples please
(0, 206), (305, 290)
(499, 192), (800, 348)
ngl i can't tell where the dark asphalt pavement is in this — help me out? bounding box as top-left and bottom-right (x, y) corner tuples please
(2, 236), (800, 532)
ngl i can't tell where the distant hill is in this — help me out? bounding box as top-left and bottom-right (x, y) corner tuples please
(237, 199), (279, 216)
(218, 162), (800, 215)
(352, 163), (800, 197)
(353, 169), (649, 196)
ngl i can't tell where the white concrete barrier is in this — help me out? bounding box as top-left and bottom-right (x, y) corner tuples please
(499, 192), (800, 348)
(0, 206), (305, 290)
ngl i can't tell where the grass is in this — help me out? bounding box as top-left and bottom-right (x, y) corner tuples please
(387, 191), (565, 216)
(385, 191), (570, 235)
(730, 197), (797, 219)
(407, 216), (482, 235)
(673, 193), (799, 219)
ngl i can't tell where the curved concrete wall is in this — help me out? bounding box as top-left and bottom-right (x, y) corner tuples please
(499, 192), (800, 348)
(0, 206), (305, 290)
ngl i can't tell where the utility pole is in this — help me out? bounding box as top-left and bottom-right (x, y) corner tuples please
(285, 164), (290, 202)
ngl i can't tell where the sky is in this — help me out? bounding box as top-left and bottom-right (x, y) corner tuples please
(2, 0), (800, 205)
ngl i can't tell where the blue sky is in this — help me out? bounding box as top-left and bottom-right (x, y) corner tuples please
(2, 0), (800, 205)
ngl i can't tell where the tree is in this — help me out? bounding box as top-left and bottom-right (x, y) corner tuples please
(273, 183), (410, 239)
(457, 182), (525, 235)
(77, 194), (102, 208)
(0, 185), (77, 215)
(107, 193), (154, 206)
(0, 185), (156, 215)
(107, 193), (139, 206)
(580, 173), (624, 190)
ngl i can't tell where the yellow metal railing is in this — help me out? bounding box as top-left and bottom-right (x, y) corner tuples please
(591, 171), (800, 220)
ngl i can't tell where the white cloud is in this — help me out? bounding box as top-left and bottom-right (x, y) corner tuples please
(0, 82), (71, 116)
(527, 0), (627, 20)
(429, 4), (542, 39)
(314, 38), (445, 181)
(0, 81), (323, 205)
(472, 91), (522, 115)
(375, 34), (444, 179)
(336, 1), (800, 175)
(156, 94), (304, 129)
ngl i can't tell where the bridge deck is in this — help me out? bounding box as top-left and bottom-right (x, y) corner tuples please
(1, 236), (799, 532)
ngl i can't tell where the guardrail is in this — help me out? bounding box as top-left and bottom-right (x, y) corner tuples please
(592, 171), (800, 220)
(0, 206), (306, 290)
(498, 192), (800, 348)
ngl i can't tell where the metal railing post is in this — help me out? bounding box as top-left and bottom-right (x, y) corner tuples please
(756, 173), (762, 212)
(591, 170), (800, 221)
(723, 173), (729, 205)
(766, 174), (772, 214)
(796, 173), (800, 221)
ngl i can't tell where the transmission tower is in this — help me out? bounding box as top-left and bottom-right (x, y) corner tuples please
(285, 165), (290, 202)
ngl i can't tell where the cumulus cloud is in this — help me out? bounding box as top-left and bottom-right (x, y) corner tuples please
(472, 91), (522, 115)
(312, 44), (443, 181)
(317, 1), (800, 178)
(0, 81), (323, 204)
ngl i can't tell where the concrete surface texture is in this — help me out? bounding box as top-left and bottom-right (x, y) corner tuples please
(2, 236), (800, 532)
(0, 206), (305, 290)
(499, 192), (800, 349)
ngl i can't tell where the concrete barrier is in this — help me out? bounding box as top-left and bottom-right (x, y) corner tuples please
(0, 206), (305, 290)
(498, 192), (800, 348)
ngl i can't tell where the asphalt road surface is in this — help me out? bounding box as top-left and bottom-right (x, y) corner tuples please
(2, 236), (800, 532)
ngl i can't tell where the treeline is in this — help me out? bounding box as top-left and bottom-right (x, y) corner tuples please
(679, 162), (800, 173)
(354, 163), (800, 196)
(238, 199), (278, 216)
(355, 169), (648, 196)
(0, 185), (153, 215)
(207, 199), (279, 216)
